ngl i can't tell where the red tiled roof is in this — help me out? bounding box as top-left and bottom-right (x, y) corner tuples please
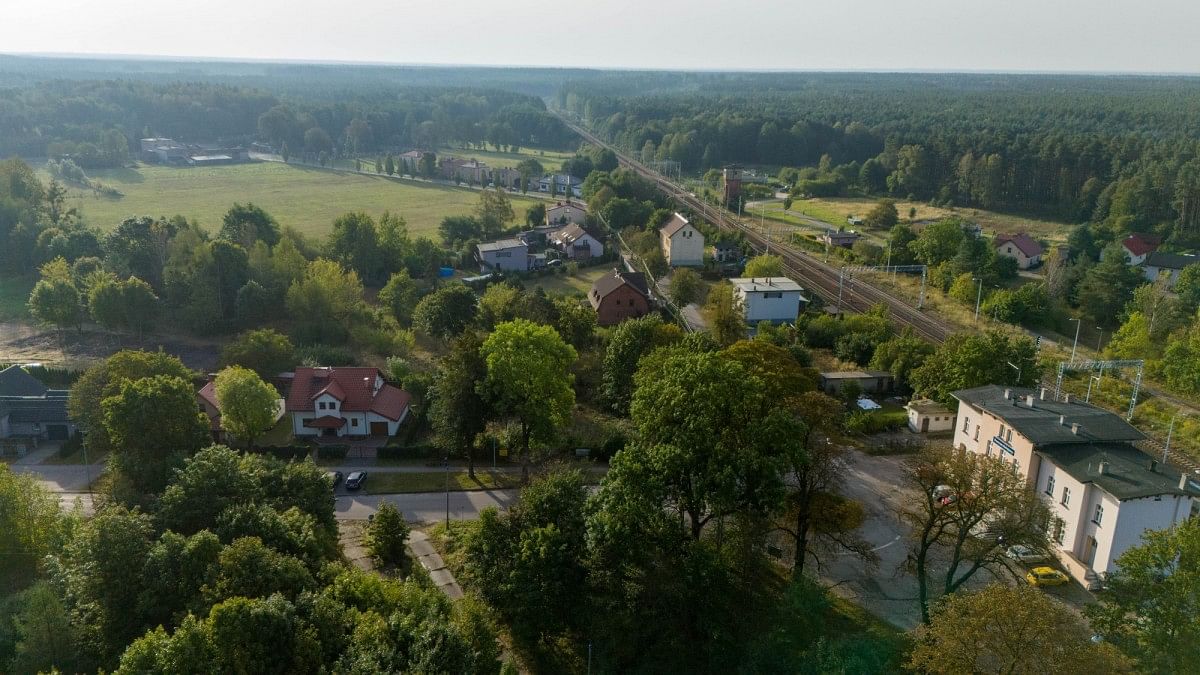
(285, 367), (411, 419)
(304, 416), (346, 429)
(1122, 233), (1161, 257)
(994, 232), (1044, 258)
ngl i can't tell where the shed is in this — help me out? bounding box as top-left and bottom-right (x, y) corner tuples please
(906, 399), (955, 433)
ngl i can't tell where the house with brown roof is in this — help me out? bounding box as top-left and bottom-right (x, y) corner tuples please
(549, 224), (604, 260)
(660, 213), (704, 267)
(1143, 251), (1200, 288)
(286, 367), (411, 438)
(589, 270), (651, 326)
(994, 233), (1044, 269)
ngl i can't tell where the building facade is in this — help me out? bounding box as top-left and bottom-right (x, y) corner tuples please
(589, 270), (651, 326)
(1142, 251), (1200, 288)
(546, 202), (587, 227)
(286, 367), (411, 438)
(951, 385), (1196, 586)
(476, 238), (530, 272)
(730, 277), (806, 324)
(993, 233), (1045, 269)
(660, 213), (705, 267)
(0, 366), (75, 450)
(549, 224), (603, 260)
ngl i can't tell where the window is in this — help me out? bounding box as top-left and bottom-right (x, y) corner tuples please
(962, 417), (970, 433)
(318, 401), (326, 410)
(974, 425), (980, 441)
(1061, 486), (1071, 507)
(1013, 458), (1020, 473)
(763, 291), (782, 299)
(351, 419), (359, 427)
(1045, 475), (1055, 496)
(1052, 518), (1065, 545)
(999, 424), (1006, 438)
(496, 251), (511, 258)
(1093, 504), (1104, 525)
(1006, 428), (1013, 442)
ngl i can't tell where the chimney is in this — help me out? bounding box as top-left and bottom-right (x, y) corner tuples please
(1098, 461), (1109, 475)
(1003, 388), (1012, 400)
(1040, 387), (1049, 400)
(1025, 394), (1035, 408)
(1071, 423), (1082, 435)
(1059, 415), (1066, 426)
(1149, 459), (1158, 473)
(1181, 473), (1190, 491)
(363, 377), (371, 393)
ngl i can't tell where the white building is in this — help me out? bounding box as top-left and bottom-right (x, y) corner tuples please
(659, 213), (704, 267)
(286, 367), (411, 438)
(1142, 251), (1200, 289)
(476, 238), (529, 272)
(906, 399), (955, 433)
(951, 385), (1196, 587)
(546, 201), (587, 227)
(993, 233), (1045, 270)
(730, 277), (806, 324)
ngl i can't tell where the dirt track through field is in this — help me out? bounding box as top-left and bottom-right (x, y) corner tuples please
(0, 321), (221, 371)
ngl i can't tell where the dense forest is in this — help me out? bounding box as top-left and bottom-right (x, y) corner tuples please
(559, 72), (1200, 244)
(0, 58), (578, 164)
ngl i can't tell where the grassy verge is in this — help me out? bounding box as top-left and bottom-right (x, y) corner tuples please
(528, 266), (611, 296)
(364, 470), (522, 494)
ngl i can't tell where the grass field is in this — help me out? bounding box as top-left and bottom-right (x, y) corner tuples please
(790, 196), (1072, 243)
(527, 266), (611, 297)
(0, 276), (33, 321)
(438, 145), (576, 170)
(47, 162), (543, 239)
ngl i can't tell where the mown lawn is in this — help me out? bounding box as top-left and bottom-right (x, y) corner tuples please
(526, 266), (611, 297)
(438, 145), (576, 170)
(46, 161), (542, 239)
(364, 470), (522, 494)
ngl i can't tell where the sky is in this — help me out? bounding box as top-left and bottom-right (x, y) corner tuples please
(5, 0), (1200, 73)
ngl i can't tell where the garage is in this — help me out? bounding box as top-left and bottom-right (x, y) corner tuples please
(46, 424), (69, 441)
(369, 421), (388, 436)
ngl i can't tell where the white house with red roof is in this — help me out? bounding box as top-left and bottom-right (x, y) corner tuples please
(993, 232), (1044, 269)
(1118, 233), (1161, 266)
(285, 367), (411, 438)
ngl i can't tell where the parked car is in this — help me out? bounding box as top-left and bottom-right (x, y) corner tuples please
(345, 471), (367, 490)
(326, 471), (344, 488)
(1006, 544), (1049, 564)
(1026, 566), (1069, 587)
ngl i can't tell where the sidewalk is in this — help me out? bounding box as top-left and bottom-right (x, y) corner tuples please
(409, 530), (463, 599)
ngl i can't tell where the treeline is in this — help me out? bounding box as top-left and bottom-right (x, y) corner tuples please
(0, 77), (575, 164)
(560, 72), (1200, 243)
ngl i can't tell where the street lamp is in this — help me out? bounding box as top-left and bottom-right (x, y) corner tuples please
(1086, 374), (1102, 403)
(444, 454), (450, 528)
(1068, 318), (1081, 363)
(1006, 361), (1021, 385)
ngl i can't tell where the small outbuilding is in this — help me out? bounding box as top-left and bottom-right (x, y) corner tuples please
(476, 238), (530, 272)
(819, 370), (893, 396)
(730, 277), (807, 325)
(905, 399), (955, 433)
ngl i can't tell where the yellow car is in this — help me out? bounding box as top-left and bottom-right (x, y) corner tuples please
(1026, 566), (1070, 587)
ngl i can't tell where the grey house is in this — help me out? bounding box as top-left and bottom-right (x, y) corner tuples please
(0, 366), (75, 451)
(476, 238), (530, 272)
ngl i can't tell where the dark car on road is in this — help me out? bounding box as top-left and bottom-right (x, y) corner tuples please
(345, 471), (367, 490)
(326, 471), (344, 488)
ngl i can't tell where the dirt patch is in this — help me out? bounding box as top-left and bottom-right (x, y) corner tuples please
(0, 321), (222, 371)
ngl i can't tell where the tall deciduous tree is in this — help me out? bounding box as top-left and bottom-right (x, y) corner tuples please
(102, 374), (210, 498)
(601, 315), (683, 413)
(219, 329), (296, 378)
(863, 199), (899, 229)
(429, 332), (489, 478)
(475, 187), (515, 237)
(214, 366), (279, 447)
(413, 282), (477, 339)
(910, 584), (1132, 674)
(377, 270), (421, 326)
(284, 259), (366, 343)
(480, 320), (576, 482)
(743, 255), (784, 278)
(219, 203), (280, 249)
(668, 267), (702, 306)
(903, 447), (1052, 623)
(703, 282), (747, 346)
(910, 331), (1039, 406)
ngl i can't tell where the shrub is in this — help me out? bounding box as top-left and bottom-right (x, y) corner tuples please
(295, 344), (356, 366)
(253, 445), (311, 461)
(317, 445), (348, 460)
(366, 502), (410, 566)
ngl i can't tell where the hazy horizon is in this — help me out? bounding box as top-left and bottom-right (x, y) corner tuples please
(6, 0), (1200, 74)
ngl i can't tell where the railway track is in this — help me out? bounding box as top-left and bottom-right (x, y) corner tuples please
(560, 115), (954, 343)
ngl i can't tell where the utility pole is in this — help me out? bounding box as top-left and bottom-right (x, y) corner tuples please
(1164, 416), (1176, 464)
(1096, 327), (1104, 354)
(973, 277), (983, 324)
(1069, 318), (1081, 363)
(444, 454), (450, 528)
(1007, 361), (1021, 385)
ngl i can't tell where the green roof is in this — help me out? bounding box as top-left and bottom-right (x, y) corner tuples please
(1038, 443), (1198, 501)
(952, 385), (1144, 446)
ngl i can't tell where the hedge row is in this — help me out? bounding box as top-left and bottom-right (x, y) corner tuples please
(250, 445), (312, 461)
